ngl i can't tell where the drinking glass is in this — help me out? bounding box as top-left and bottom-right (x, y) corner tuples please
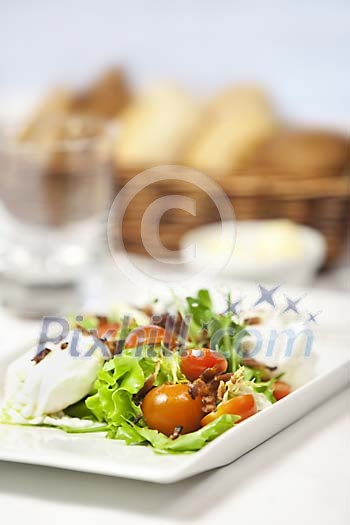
(0, 116), (113, 317)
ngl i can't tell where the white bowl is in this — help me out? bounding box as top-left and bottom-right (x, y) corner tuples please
(180, 220), (327, 286)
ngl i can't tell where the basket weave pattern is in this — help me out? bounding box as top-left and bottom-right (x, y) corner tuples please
(115, 161), (349, 267)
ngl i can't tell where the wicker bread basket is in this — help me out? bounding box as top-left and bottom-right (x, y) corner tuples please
(114, 131), (349, 267)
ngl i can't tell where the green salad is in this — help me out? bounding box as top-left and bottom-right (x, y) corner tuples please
(1, 290), (292, 453)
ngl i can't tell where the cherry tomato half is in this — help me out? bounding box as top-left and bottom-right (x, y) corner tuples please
(201, 394), (256, 427)
(142, 384), (203, 436)
(124, 325), (171, 349)
(180, 348), (228, 381)
(272, 381), (292, 401)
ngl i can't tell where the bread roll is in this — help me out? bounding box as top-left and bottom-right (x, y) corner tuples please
(252, 129), (349, 176)
(184, 85), (278, 174)
(115, 84), (202, 166)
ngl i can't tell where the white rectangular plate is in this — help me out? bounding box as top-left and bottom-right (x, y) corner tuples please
(0, 336), (348, 483)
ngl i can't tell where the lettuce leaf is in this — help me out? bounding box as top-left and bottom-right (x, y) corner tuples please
(86, 356), (145, 425)
(64, 399), (97, 420)
(122, 346), (186, 385)
(112, 414), (240, 453)
(85, 354), (239, 453)
(155, 350), (187, 385)
(85, 352), (185, 427)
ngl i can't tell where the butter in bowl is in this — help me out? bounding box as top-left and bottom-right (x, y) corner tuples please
(180, 219), (326, 285)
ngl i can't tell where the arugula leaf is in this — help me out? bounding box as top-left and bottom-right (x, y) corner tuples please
(186, 289), (213, 338)
(185, 289), (247, 372)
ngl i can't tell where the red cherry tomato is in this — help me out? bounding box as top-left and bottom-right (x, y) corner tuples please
(142, 384), (203, 436)
(201, 394), (256, 427)
(180, 348), (228, 381)
(272, 381), (292, 401)
(97, 322), (120, 339)
(124, 325), (170, 349)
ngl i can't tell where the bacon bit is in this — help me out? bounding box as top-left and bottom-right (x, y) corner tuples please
(76, 324), (91, 336)
(215, 372), (235, 383)
(244, 316), (263, 325)
(243, 358), (277, 380)
(202, 395), (216, 414)
(201, 364), (226, 382)
(60, 342), (69, 350)
(169, 426), (183, 440)
(243, 358), (277, 371)
(189, 375), (220, 414)
(189, 378), (207, 400)
(31, 348), (52, 364)
(189, 369), (236, 414)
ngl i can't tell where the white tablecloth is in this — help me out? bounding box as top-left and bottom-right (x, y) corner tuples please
(0, 388), (348, 525)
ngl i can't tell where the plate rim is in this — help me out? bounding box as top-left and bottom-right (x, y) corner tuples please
(0, 351), (348, 483)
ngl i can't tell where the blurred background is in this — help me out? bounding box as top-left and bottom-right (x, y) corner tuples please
(2, 0), (350, 124)
(0, 0), (349, 316)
